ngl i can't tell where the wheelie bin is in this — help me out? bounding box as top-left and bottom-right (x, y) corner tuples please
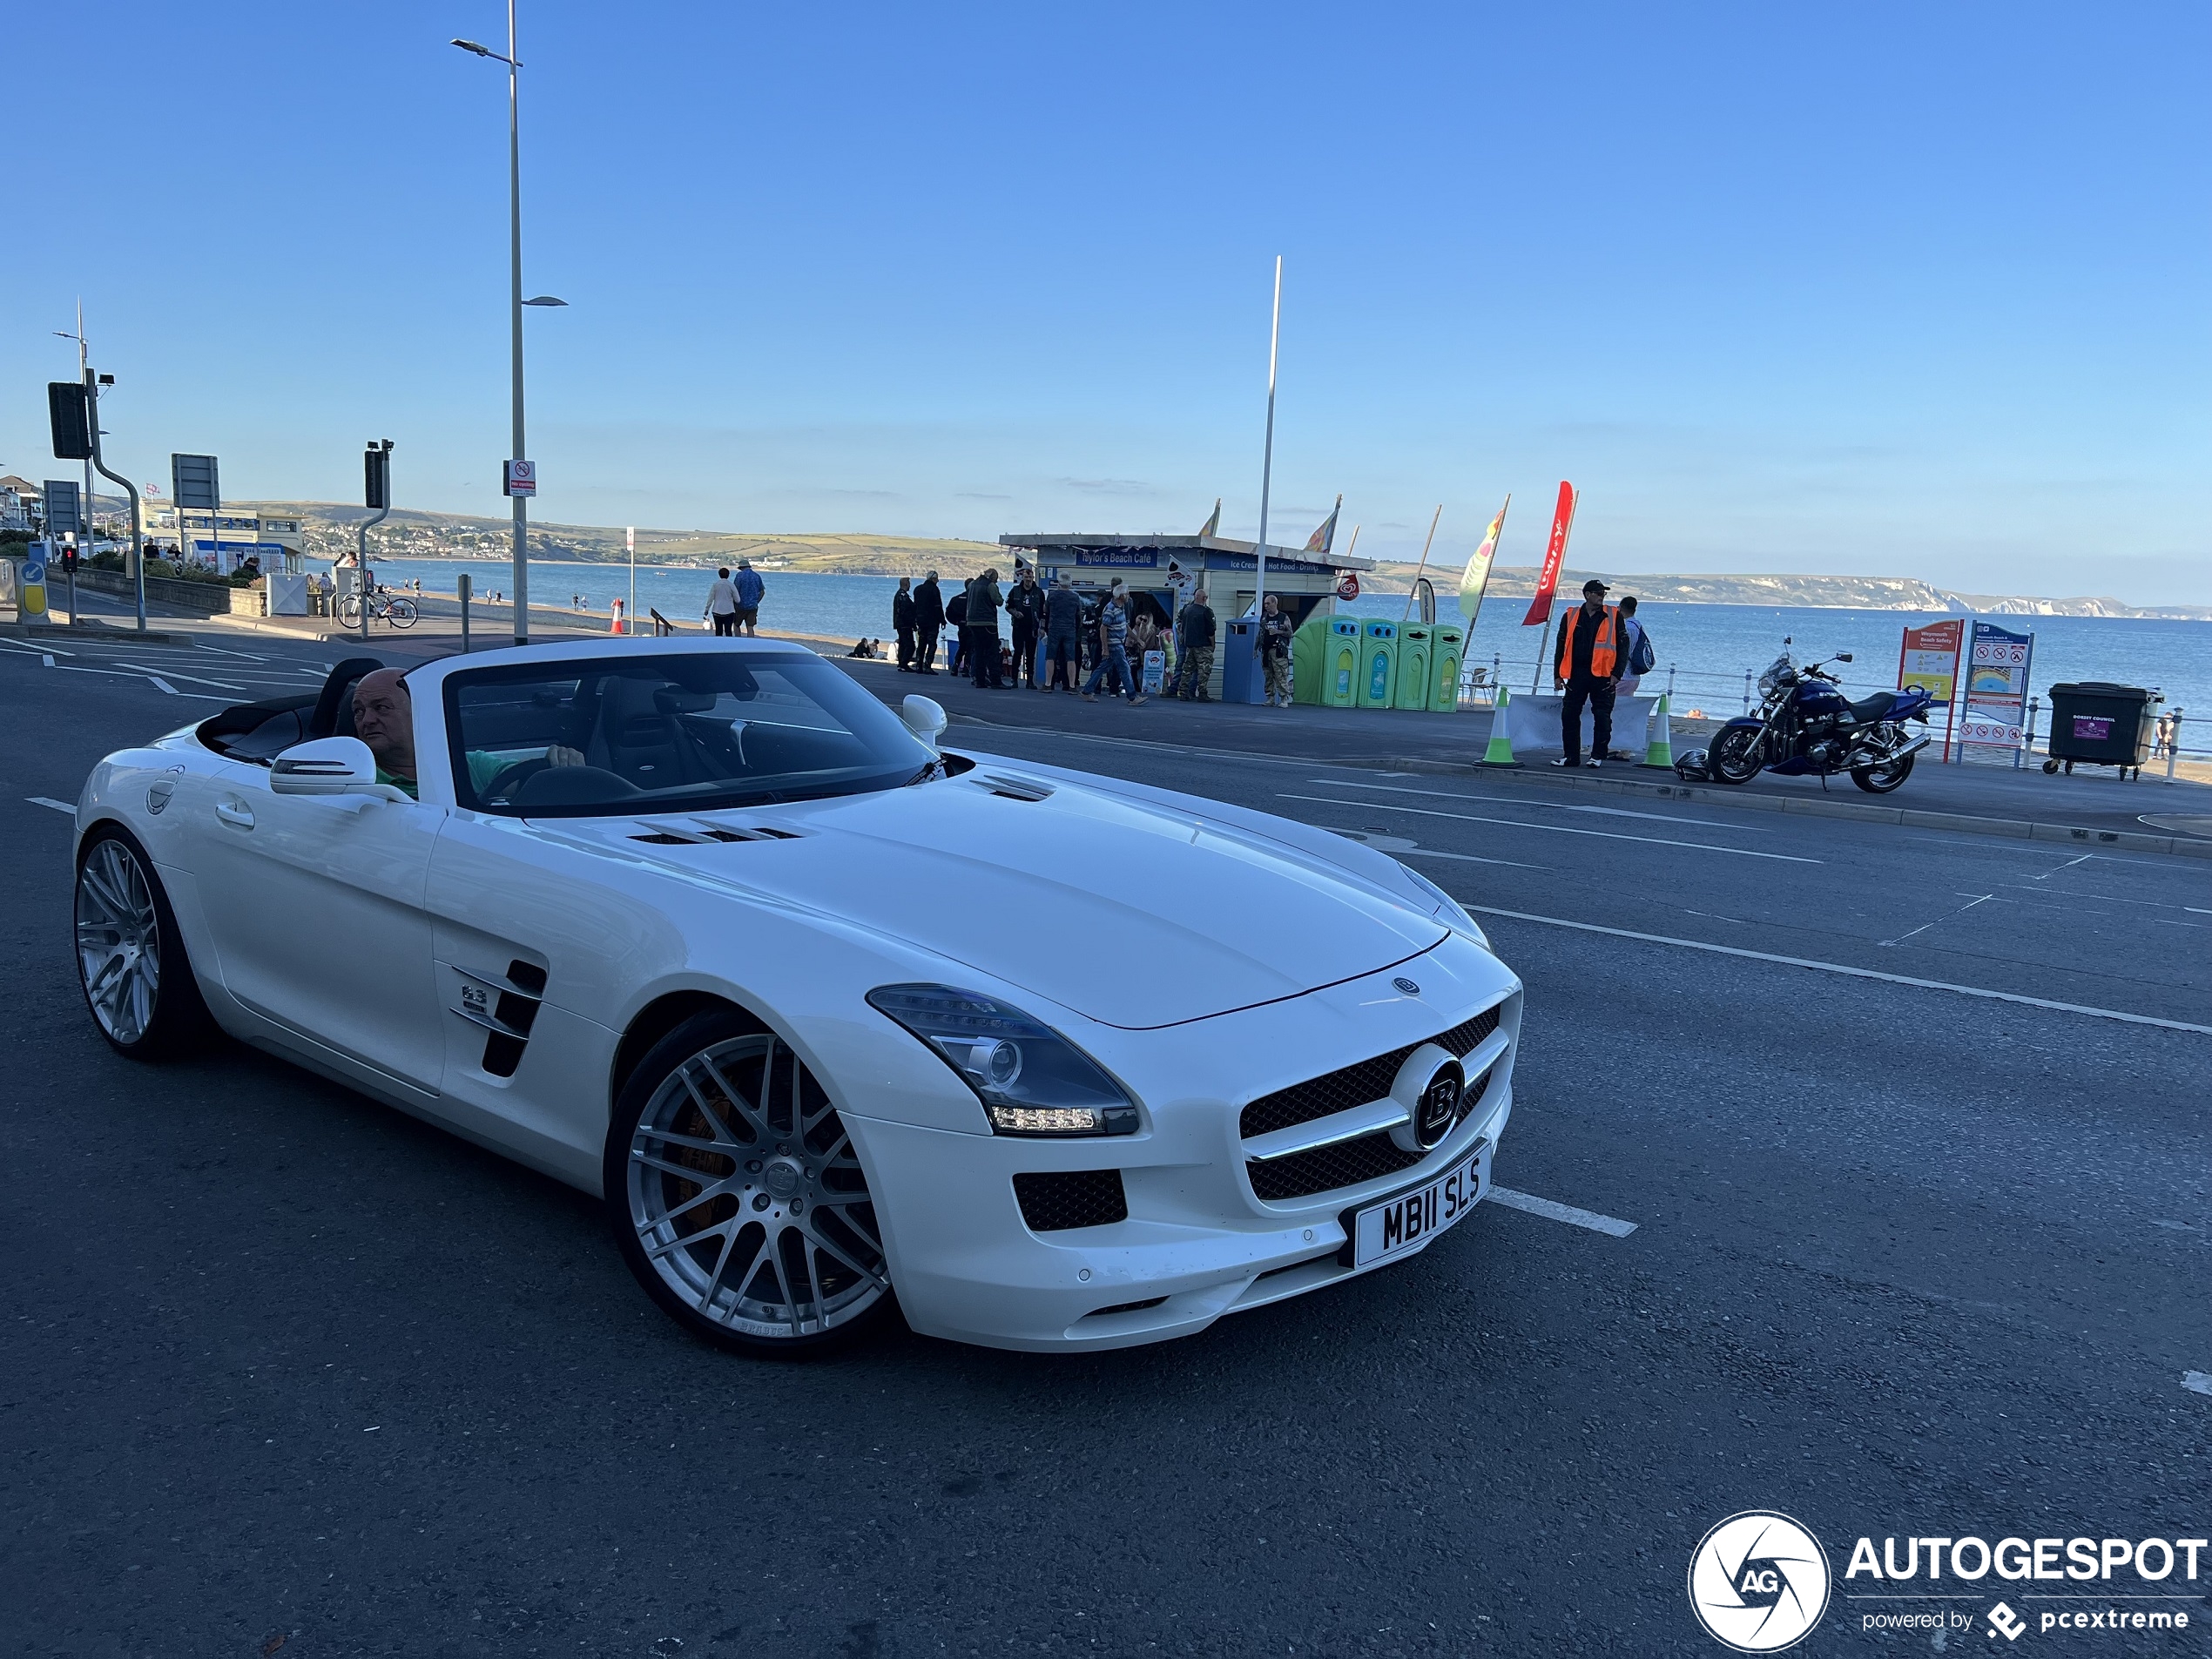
(1296, 616), (1360, 706)
(2042, 682), (2160, 779)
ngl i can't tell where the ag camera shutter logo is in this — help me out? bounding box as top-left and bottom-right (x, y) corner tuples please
(1688, 1511), (1831, 1652)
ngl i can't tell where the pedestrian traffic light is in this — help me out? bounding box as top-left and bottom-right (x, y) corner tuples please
(60, 543), (79, 574)
(364, 441), (392, 509)
(49, 381), (91, 460)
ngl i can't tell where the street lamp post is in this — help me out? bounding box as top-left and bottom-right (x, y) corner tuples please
(455, 10), (564, 647)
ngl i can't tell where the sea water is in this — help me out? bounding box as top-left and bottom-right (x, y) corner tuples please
(348, 556), (2212, 741)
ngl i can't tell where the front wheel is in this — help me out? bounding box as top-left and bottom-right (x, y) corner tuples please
(336, 594), (364, 627)
(1708, 725), (1766, 785)
(1852, 752), (1916, 793)
(607, 1009), (894, 1357)
(74, 826), (212, 1059)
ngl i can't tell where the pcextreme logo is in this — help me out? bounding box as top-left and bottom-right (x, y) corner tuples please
(1688, 1511), (1832, 1652)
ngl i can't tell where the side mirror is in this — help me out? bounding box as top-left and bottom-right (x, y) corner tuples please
(900, 695), (947, 754)
(1836, 652), (1854, 664)
(271, 736), (396, 797)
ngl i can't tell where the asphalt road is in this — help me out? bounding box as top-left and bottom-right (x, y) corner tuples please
(3, 630), (2207, 1657)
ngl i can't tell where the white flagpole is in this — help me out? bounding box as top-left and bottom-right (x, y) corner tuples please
(1252, 256), (1282, 623)
(1400, 503), (1443, 624)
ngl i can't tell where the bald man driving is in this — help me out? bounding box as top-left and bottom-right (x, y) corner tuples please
(351, 669), (583, 800)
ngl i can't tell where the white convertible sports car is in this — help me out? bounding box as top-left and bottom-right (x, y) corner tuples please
(71, 638), (1521, 1355)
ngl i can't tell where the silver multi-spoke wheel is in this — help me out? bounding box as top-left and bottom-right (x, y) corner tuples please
(77, 837), (163, 1048)
(626, 1032), (887, 1344)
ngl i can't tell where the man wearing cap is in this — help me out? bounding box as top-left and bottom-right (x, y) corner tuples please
(1551, 577), (1626, 768)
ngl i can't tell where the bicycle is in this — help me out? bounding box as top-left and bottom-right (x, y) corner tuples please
(337, 589), (419, 630)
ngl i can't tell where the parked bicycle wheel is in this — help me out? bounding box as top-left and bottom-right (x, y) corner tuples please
(386, 596), (418, 629)
(336, 593), (364, 627)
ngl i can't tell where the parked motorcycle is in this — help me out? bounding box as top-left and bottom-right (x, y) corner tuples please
(1704, 649), (1934, 794)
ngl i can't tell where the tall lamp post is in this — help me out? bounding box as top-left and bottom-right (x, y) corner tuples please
(454, 10), (564, 646)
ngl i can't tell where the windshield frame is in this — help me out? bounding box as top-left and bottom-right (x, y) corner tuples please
(439, 649), (936, 819)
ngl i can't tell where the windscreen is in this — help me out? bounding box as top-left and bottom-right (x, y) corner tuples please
(442, 651), (934, 817)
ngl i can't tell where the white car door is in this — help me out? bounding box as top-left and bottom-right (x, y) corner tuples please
(192, 759), (447, 1096)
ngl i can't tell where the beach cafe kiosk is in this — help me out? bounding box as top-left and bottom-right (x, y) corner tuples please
(996, 530), (1375, 701)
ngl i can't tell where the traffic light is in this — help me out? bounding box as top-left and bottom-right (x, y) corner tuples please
(364, 442), (391, 509)
(49, 382), (91, 460)
(60, 543), (80, 574)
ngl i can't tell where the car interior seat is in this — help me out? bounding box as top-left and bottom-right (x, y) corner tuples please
(586, 677), (715, 787)
(310, 658), (388, 741)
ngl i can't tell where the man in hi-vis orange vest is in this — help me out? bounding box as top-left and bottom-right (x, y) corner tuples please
(1552, 577), (1626, 768)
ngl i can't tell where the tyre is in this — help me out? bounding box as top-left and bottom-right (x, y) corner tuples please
(1708, 725), (1765, 785)
(336, 594), (363, 627)
(607, 1009), (894, 1357)
(1851, 752), (1915, 793)
(2041, 759), (2060, 774)
(74, 826), (212, 1059)
(386, 596), (418, 629)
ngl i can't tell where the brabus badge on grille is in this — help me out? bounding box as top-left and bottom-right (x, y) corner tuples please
(1413, 1059), (1464, 1150)
(1393, 977), (1420, 995)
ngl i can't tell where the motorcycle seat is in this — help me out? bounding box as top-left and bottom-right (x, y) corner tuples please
(1847, 692), (1895, 723)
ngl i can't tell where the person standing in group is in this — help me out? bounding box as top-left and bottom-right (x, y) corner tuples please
(1258, 592), (1294, 708)
(732, 558), (765, 636)
(913, 571), (944, 674)
(1124, 601), (1162, 696)
(966, 568), (1004, 688)
(1043, 572), (1083, 692)
(704, 567), (739, 637)
(893, 577), (916, 671)
(1552, 577), (1625, 767)
(1615, 594), (1656, 698)
(1082, 582), (1146, 704)
(1169, 587), (1217, 700)
(945, 582), (968, 677)
(1006, 566), (1044, 688)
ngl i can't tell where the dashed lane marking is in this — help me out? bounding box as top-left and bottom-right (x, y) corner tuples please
(1312, 779), (1777, 833)
(25, 798), (75, 815)
(1488, 1187), (1639, 1237)
(1278, 792), (1822, 863)
(1463, 902), (2212, 1037)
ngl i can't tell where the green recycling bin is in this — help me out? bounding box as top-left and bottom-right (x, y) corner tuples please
(1393, 625), (1433, 710)
(1356, 619), (1399, 708)
(1296, 616), (1361, 706)
(1429, 623), (1465, 711)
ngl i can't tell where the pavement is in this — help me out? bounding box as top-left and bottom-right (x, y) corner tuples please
(3, 617), (2208, 1656)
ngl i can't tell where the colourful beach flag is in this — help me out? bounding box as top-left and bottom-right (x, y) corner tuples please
(1458, 495), (1510, 627)
(1304, 494), (1343, 554)
(1521, 482), (1578, 626)
(1197, 499), (1221, 538)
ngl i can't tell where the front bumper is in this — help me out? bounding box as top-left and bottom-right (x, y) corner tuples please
(842, 948), (1520, 1353)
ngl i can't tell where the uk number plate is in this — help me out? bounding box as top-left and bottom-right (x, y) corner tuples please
(1348, 1142), (1489, 1268)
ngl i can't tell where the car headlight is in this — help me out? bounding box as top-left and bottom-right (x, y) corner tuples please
(866, 984), (1141, 1136)
(1399, 863), (1489, 948)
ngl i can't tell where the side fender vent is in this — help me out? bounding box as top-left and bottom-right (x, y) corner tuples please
(451, 959), (548, 1079)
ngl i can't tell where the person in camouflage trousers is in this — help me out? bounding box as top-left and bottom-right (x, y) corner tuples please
(1258, 592), (1294, 707)
(1170, 588), (1217, 701)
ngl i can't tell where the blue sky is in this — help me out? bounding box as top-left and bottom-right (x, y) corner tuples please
(6, 2), (2207, 601)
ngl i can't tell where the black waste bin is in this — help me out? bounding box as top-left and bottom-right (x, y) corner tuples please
(2042, 682), (2160, 779)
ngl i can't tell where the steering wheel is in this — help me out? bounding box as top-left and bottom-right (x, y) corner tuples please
(482, 757), (552, 802)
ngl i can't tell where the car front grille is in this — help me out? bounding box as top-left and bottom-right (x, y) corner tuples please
(1238, 1001), (1503, 1141)
(1013, 1169), (1128, 1232)
(1245, 1062), (1495, 1203)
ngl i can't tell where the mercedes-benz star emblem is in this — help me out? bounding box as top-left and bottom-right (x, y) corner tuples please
(1413, 1059), (1464, 1150)
(1393, 976), (1420, 995)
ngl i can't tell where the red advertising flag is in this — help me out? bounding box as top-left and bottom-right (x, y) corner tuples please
(1521, 481), (1577, 625)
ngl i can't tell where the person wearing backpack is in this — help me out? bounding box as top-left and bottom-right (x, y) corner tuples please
(1617, 594), (1656, 697)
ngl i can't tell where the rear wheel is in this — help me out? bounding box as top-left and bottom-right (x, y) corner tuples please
(74, 826), (212, 1059)
(607, 1009), (894, 1357)
(1708, 725), (1765, 785)
(1851, 752), (1915, 793)
(386, 596), (418, 629)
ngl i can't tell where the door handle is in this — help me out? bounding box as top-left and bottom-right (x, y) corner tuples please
(214, 799), (256, 830)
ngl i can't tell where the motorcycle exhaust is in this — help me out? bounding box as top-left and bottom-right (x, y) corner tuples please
(1860, 732), (1932, 766)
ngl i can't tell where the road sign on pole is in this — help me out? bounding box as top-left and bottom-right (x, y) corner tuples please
(503, 459), (536, 497)
(171, 455), (219, 511)
(43, 480), (82, 535)
(49, 383), (92, 460)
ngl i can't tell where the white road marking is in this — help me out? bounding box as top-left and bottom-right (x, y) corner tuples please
(1332, 826), (1546, 870)
(2033, 853), (2095, 881)
(1488, 1186), (1639, 1237)
(42, 654), (55, 667)
(1404, 846), (1549, 871)
(146, 676), (179, 695)
(1464, 902), (2212, 1036)
(26, 797), (75, 815)
(118, 663), (248, 691)
(1880, 893), (1996, 947)
(2184, 1372), (2212, 1398)
(1312, 779), (1776, 834)
(1278, 792), (1822, 863)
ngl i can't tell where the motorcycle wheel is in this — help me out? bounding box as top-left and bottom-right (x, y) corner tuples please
(1708, 725), (1764, 785)
(1852, 752), (1915, 793)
